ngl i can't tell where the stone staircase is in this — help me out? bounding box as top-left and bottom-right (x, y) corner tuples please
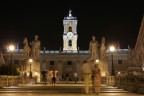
(100, 86), (129, 93)
(0, 84), (129, 94)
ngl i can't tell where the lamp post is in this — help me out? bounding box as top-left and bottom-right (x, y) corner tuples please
(8, 45), (15, 75)
(109, 46), (115, 76)
(29, 59), (33, 79)
(141, 49), (144, 73)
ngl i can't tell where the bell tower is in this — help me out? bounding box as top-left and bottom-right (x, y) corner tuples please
(63, 10), (78, 53)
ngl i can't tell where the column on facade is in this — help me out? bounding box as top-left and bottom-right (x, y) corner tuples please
(72, 38), (77, 50)
(64, 24), (66, 33)
(63, 38), (68, 50)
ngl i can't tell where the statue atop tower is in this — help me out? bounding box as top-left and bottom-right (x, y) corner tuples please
(68, 9), (72, 17)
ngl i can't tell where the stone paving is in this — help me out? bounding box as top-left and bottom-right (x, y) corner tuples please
(0, 92), (143, 96)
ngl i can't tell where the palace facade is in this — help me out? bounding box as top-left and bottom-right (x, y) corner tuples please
(0, 10), (129, 81)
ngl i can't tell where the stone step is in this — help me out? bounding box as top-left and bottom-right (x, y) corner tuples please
(0, 85), (129, 93)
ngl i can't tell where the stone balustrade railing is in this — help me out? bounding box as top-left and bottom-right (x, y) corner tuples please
(101, 75), (144, 94)
(102, 74), (144, 94)
(115, 74), (144, 94)
(101, 76), (115, 86)
(0, 76), (22, 87)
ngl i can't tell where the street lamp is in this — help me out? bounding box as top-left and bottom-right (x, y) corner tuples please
(109, 46), (115, 76)
(29, 59), (33, 78)
(8, 45), (15, 75)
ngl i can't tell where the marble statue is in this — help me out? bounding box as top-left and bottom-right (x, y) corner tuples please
(100, 37), (106, 60)
(81, 36), (100, 94)
(23, 37), (31, 59)
(32, 35), (41, 61)
(99, 37), (109, 76)
(88, 36), (99, 61)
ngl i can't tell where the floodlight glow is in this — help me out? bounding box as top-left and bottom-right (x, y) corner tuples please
(29, 59), (33, 63)
(9, 45), (15, 51)
(109, 46), (115, 52)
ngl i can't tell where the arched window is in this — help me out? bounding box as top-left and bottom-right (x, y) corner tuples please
(68, 26), (72, 32)
(69, 40), (72, 46)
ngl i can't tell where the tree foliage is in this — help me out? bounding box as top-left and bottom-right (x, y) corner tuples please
(0, 64), (20, 76)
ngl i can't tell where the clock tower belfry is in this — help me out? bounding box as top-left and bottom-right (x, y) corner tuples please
(63, 10), (78, 53)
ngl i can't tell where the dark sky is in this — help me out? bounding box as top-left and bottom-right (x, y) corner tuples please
(0, 1), (143, 50)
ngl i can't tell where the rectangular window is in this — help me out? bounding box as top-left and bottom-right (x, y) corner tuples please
(50, 61), (54, 65)
(67, 61), (72, 65)
(14, 60), (19, 64)
(118, 60), (123, 64)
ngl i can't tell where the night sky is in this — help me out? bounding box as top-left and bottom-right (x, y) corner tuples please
(0, 1), (143, 50)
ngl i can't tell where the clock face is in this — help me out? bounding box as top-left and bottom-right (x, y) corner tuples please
(67, 32), (73, 38)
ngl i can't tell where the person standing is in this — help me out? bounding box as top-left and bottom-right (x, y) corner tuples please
(51, 69), (57, 86)
(74, 72), (78, 83)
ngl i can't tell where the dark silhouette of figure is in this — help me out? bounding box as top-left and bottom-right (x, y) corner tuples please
(42, 71), (47, 85)
(51, 69), (57, 86)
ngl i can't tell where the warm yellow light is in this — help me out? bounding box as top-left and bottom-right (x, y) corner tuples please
(34, 72), (38, 76)
(142, 67), (144, 71)
(29, 59), (33, 63)
(118, 72), (121, 74)
(109, 46), (115, 52)
(101, 72), (106, 76)
(96, 59), (99, 63)
(9, 45), (15, 51)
